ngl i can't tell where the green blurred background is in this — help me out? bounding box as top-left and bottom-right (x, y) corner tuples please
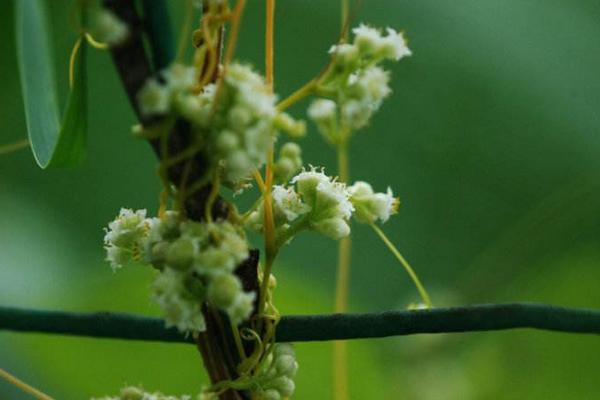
(2, 0), (600, 398)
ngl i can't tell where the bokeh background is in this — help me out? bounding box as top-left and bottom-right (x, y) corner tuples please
(2, 0), (600, 399)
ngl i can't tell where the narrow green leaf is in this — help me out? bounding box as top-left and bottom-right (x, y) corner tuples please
(15, 0), (87, 168)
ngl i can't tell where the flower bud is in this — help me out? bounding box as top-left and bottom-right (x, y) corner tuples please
(119, 386), (144, 400)
(274, 113), (306, 138)
(138, 79), (170, 116)
(262, 389), (281, 400)
(149, 241), (169, 268)
(166, 238), (195, 271)
(269, 376), (295, 397)
(227, 291), (256, 325)
(312, 217), (350, 240)
(280, 142), (301, 159)
(90, 8), (129, 46)
(275, 354), (298, 377)
(207, 274), (241, 308)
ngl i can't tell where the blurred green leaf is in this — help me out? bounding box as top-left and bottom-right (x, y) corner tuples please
(14, 0), (87, 168)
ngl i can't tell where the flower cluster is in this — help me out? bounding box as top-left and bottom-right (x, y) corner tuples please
(199, 343), (298, 400)
(137, 63), (304, 186)
(92, 386), (190, 400)
(104, 209), (152, 270)
(252, 344), (299, 400)
(104, 209), (255, 332)
(308, 24), (411, 142)
(247, 167), (399, 242)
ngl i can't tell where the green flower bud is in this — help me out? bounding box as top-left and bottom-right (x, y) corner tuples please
(149, 241), (170, 268)
(159, 211), (181, 240)
(269, 376), (295, 397)
(275, 354), (298, 377)
(262, 389), (281, 400)
(273, 343), (295, 358)
(195, 248), (235, 273)
(273, 113), (306, 138)
(166, 238), (195, 271)
(312, 217), (350, 240)
(207, 274), (241, 308)
(119, 386), (144, 400)
(280, 142), (301, 159)
(227, 291), (256, 325)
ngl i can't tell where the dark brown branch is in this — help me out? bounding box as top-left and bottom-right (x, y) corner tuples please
(101, 2), (255, 398)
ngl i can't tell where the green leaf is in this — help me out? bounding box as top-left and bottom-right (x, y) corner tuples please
(15, 0), (87, 168)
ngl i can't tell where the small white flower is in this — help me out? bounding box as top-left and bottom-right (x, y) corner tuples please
(90, 8), (129, 46)
(138, 79), (170, 116)
(381, 28), (412, 61)
(349, 181), (399, 223)
(312, 217), (350, 240)
(162, 64), (197, 92)
(272, 185), (311, 222)
(352, 24), (384, 55)
(314, 180), (354, 220)
(227, 290), (256, 325)
(329, 43), (360, 68)
(357, 66), (391, 103)
(152, 269), (206, 332)
(307, 99), (337, 122)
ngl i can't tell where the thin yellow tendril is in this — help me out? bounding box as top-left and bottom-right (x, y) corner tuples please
(84, 32), (108, 49)
(370, 223), (432, 307)
(0, 138), (29, 156)
(0, 367), (54, 400)
(68, 36), (83, 88)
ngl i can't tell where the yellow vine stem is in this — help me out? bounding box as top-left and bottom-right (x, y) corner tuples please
(69, 32), (108, 88)
(68, 36), (83, 88)
(83, 33), (108, 50)
(258, 0), (277, 324)
(208, 0), (246, 114)
(370, 223), (432, 308)
(176, 0), (194, 62)
(0, 138), (29, 156)
(0, 367), (54, 400)
(265, 0), (275, 88)
(341, 0), (349, 41)
(333, 140), (350, 400)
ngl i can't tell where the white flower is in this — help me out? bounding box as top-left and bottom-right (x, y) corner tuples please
(138, 79), (170, 116)
(349, 181), (399, 223)
(162, 64), (197, 92)
(104, 208), (151, 270)
(92, 386), (192, 400)
(90, 8), (129, 46)
(272, 185), (310, 222)
(329, 43), (360, 68)
(152, 269), (206, 332)
(352, 24), (384, 55)
(356, 66), (391, 104)
(307, 99), (337, 122)
(227, 290), (256, 325)
(290, 167), (354, 240)
(382, 28), (412, 60)
(312, 217), (350, 240)
(314, 180), (354, 220)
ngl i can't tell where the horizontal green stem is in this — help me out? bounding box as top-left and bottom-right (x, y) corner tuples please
(1, 303), (600, 343)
